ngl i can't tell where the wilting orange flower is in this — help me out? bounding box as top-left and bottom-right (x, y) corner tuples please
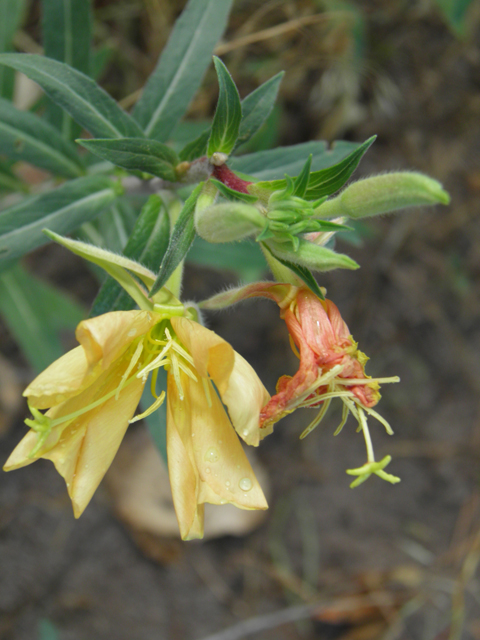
(201, 283), (400, 486)
(4, 309), (270, 539)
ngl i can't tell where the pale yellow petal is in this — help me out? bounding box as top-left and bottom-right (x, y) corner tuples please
(76, 310), (157, 370)
(23, 346), (90, 409)
(174, 371), (268, 512)
(3, 430), (41, 470)
(170, 317), (233, 383)
(166, 373), (204, 540)
(53, 374), (145, 517)
(220, 351), (271, 446)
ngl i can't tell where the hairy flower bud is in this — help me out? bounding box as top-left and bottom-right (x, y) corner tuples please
(195, 203), (266, 243)
(315, 172), (450, 220)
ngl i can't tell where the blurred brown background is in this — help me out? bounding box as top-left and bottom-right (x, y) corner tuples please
(1, 1), (480, 638)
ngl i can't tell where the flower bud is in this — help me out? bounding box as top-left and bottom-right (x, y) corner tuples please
(195, 203), (266, 243)
(315, 172), (450, 220)
(267, 238), (359, 272)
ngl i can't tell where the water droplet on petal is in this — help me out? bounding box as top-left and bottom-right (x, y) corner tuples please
(205, 467), (211, 474)
(239, 477), (252, 491)
(242, 430), (249, 437)
(204, 447), (220, 463)
(127, 329), (137, 337)
(59, 458), (65, 464)
(225, 481), (231, 488)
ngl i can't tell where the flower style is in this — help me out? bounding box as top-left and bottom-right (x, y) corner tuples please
(201, 282), (401, 487)
(4, 233), (270, 539)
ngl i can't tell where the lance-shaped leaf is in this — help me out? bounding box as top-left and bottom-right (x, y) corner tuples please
(304, 136), (376, 200)
(0, 176), (118, 267)
(178, 71), (283, 161)
(79, 138), (178, 181)
(267, 237), (359, 272)
(0, 54), (144, 139)
(0, 0), (25, 99)
(133, 0), (233, 140)
(207, 57), (242, 157)
(230, 140), (362, 180)
(0, 263), (85, 372)
(90, 195), (170, 316)
(0, 159), (27, 192)
(234, 71), (283, 150)
(292, 154), (312, 198)
(0, 97), (84, 178)
(253, 137), (376, 200)
(42, 0), (92, 140)
(150, 183), (204, 296)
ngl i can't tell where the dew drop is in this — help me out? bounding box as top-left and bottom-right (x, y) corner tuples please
(225, 481), (231, 488)
(242, 430), (249, 438)
(127, 328), (137, 337)
(59, 458), (65, 464)
(239, 477), (252, 491)
(85, 464), (89, 470)
(219, 499), (226, 505)
(236, 465), (241, 470)
(204, 447), (220, 463)
(192, 432), (195, 437)
(205, 467), (211, 474)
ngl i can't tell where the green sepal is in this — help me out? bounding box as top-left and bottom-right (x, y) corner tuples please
(150, 183), (204, 296)
(262, 242), (325, 299)
(207, 57), (242, 157)
(43, 229), (156, 310)
(90, 194), (170, 316)
(210, 177), (258, 203)
(267, 236), (359, 272)
(78, 138), (178, 181)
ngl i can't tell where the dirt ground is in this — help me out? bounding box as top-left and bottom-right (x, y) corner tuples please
(1, 1), (480, 639)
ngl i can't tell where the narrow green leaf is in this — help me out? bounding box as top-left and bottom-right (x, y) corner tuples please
(0, 159), (27, 192)
(207, 57), (242, 157)
(235, 71), (283, 150)
(178, 128), (210, 162)
(0, 98), (84, 178)
(305, 136), (376, 200)
(0, 0), (25, 99)
(210, 178), (258, 203)
(79, 138), (178, 181)
(178, 71), (283, 161)
(42, 0), (92, 139)
(150, 183), (204, 296)
(0, 54), (145, 139)
(230, 140), (362, 180)
(0, 263), (84, 372)
(251, 137), (375, 199)
(0, 176), (118, 267)
(91, 195), (170, 316)
(293, 154), (312, 198)
(133, 0), (233, 140)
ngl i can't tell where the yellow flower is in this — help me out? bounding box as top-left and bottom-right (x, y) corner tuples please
(4, 308), (270, 540)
